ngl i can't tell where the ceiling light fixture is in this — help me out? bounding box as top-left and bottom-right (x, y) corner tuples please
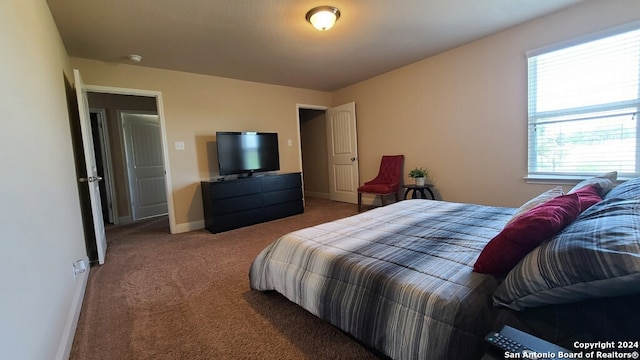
(305, 6), (340, 31)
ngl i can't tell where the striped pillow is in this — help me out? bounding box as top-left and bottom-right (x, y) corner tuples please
(604, 176), (640, 200)
(493, 197), (640, 310)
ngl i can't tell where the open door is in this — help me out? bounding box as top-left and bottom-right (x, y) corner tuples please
(326, 102), (359, 203)
(74, 69), (107, 264)
(120, 111), (168, 220)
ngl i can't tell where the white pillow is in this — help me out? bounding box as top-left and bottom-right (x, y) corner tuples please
(506, 186), (564, 226)
(568, 171), (617, 196)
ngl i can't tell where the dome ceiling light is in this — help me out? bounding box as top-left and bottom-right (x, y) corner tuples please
(305, 6), (341, 31)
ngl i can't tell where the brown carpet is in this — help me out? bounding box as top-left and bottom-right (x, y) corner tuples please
(70, 197), (380, 360)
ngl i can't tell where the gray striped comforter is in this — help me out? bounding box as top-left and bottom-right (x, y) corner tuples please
(250, 199), (515, 359)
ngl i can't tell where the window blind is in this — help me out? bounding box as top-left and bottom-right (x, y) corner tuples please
(527, 27), (640, 178)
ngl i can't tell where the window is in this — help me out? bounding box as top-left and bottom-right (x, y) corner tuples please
(527, 26), (640, 178)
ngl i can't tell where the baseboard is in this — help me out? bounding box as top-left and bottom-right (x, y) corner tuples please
(55, 256), (90, 360)
(174, 220), (205, 234)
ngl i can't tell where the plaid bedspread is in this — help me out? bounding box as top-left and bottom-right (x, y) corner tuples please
(249, 199), (515, 359)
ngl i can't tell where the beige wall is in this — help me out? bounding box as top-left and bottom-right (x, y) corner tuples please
(333, 0), (640, 208)
(1, 1), (88, 359)
(71, 1), (640, 228)
(71, 58), (332, 229)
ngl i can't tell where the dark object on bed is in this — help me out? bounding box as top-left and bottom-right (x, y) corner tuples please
(249, 173), (640, 359)
(483, 325), (571, 358)
(357, 155), (404, 212)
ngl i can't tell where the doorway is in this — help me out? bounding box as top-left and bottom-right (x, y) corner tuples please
(78, 83), (175, 260)
(297, 102), (359, 204)
(86, 92), (170, 226)
(299, 108), (330, 199)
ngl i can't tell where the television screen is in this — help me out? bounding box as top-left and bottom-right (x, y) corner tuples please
(216, 132), (280, 176)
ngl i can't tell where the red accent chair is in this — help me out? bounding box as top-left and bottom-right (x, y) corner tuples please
(357, 155), (404, 212)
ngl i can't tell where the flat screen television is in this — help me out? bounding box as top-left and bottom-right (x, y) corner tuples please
(216, 131), (280, 176)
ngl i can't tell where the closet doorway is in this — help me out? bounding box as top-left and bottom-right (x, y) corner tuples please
(297, 102), (359, 204)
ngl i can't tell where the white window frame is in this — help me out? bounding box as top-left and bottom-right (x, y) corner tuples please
(526, 21), (640, 181)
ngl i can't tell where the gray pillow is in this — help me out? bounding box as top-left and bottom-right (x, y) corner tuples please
(568, 171), (617, 197)
(493, 196), (640, 310)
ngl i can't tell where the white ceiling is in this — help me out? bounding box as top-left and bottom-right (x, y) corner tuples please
(47, 0), (584, 91)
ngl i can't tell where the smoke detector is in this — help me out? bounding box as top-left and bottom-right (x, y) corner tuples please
(128, 54), (142, 62)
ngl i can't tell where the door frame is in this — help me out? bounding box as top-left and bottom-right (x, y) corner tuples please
(84, 84), (176, 234)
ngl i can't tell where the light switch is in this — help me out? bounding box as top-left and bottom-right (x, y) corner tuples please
(175, 141), (185, 150)
(287, 139), (292, 146)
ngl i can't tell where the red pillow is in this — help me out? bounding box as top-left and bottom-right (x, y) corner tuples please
(473, 193), (581, 275)
(571, 183), (602, 211)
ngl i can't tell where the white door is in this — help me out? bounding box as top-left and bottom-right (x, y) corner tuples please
(326, 102), (359, 203)
(121, 112), (168, 220)
(74, 69), (107, 264)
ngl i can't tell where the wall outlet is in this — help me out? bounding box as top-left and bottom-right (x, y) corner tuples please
(175, 141), (185, 150)
(72, 259), (87, 282)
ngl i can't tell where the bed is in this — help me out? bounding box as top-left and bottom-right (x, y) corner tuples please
(249, 173), (640, 359)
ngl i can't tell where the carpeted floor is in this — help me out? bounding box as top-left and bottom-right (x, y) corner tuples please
(70, 197), (381, 360)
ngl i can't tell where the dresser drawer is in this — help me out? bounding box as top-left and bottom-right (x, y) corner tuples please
(204, 178), (261, 199)
(262, 173), (301, 192)
(263, 188), (303, 207)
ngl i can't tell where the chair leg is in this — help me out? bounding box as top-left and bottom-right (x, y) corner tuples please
(381, 194), (386, 206)
(394, 192), (399, 203)
(358, 192), (362, 212)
